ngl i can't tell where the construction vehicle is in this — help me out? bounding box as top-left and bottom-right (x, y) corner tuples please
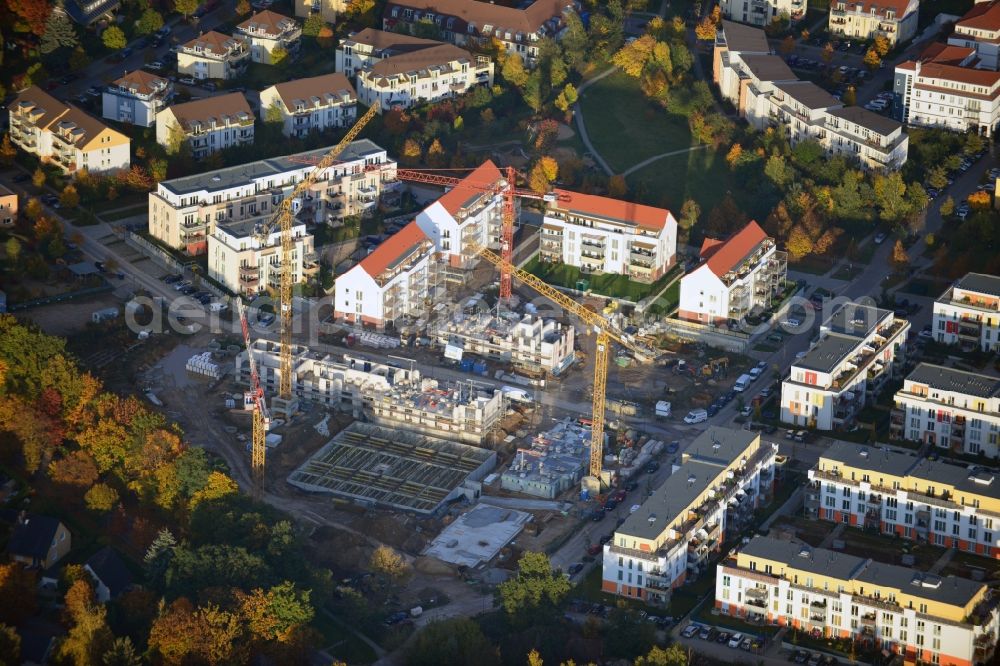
(250, 102), (378, 499)
(470, 242), (658, 490)
(234, 297), (269, 500)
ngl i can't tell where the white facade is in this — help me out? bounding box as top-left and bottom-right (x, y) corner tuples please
(336, 28), (447, 78)
(148, 141), (395, 255)
(177, 31), (250, 80)
(601, 429), (777, 604)
(932, 272), (1000, 351)
(828, 0), (919, 46)
(155, 93), (255, 159)
(8, 86), (130, 176)
(432, 313), (576, 375)
(208, 218), (315, 296)
(781, 303), (909, 431)
(896, 54), (1000, 137)
(539, 190), (677, 284)
(678, 221), (786, 325)
(101, 70), (172, 127)
(235, 10), (301, 65)
(892, 363), (1000, 457)
(720, 0), (805, 27)
(259, 73), (357, 138)
(948, 0), (1000, 70)
(334, 220), (439, 328)
(355, 44), (494, 112)
(717, 536), (999, 666)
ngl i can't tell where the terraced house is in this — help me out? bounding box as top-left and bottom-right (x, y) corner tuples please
(382, 0), (571, 67)
(177, 31), (250, 80)
(539, 190), (677, 284)
(678, 220), (787, 325)
(148, 141), (396, 255)
(828, 0), (919, 46)
(8, 86), (130, 175)
(891, 363), (1000, 458)
(101, 70), (173, 127)
(780, 301), (909, 431)
(601, 428), (777, 604)
(354, 44), (494, 112)
(932, 272), (1000, 351)
(720, 0), (806, 28)
(717, 535), (999, 665)
(259, 73), (357, 138)
(235, 10), (301, 64)
(335, 28), (444, 78)
(806, 440), (1000, 555)
(155, 94), (255, 159)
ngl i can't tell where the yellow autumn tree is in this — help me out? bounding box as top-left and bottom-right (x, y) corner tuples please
(612, 35), (656, 76)
(725, 143), (743, 169)
(529, 156), (559, 193)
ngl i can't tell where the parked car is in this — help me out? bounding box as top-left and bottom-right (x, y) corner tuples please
(783, 318), (802, 328)
(728, 633), (744, 648)
(698, 627), (712, 640)
(146, 60), (165, 71)
(740, 637), (753, 651)
(874, 231), (887, 244)
(740, 404), (753, 417)
(162, 274), (182, 284)
(684, 409), (708, 424)
(179, 76), (197, 85)
(716, 631), (730, 644)
(568, 562), (584, 576)
(666, 441), (679, 454)
(681, 624), (699, 638)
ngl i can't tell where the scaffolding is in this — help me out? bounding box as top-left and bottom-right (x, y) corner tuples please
(500, 419), (591, 499)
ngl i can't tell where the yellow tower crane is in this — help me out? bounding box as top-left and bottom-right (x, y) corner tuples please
(249, 103), (379, 499)
(469, 242), (658, 489)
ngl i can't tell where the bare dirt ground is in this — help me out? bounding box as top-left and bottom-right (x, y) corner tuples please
(19, 293), (122, 337)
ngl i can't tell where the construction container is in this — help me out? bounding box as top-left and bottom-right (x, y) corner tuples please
(185, 352), (222, 379)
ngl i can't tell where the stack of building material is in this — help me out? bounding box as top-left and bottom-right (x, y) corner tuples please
(186, 352), (222, 379)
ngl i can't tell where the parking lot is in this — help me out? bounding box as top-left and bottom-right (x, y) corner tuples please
(678, 619), (847, 666)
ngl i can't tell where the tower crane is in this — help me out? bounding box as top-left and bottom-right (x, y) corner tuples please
(234, 297), (270, 500)
(468, 242), (658, 488)
(246, 102), (378, 498)
(392, 167), (570, 302)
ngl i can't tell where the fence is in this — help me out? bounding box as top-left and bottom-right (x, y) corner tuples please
(122, 231), (228, 301)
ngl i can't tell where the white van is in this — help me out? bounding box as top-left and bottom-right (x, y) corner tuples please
(655, 400), (672, 418)
(684, 409), (708, 424)
(733, 374), (752, 392)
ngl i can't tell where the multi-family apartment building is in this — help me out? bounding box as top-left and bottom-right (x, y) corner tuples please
(828, 0), (919, 46)
(259, 73), (357, 138)
(336, 28), (443, 78)
(334, 221), (441, 329)
(236, 341), (504, 444)
(208, 217), (315, 295)
(716, 535), (999, 665)
(0, 186), (17, 226)
(678, 221), (787, 325)
(415, 160), (506, 275)
(235, 10), (301, 64)
(781, 302), (909, 431)
(807, 440), (1000, 556)
(949, 0), (1000, 71)
(293, 0), (342, 23)
(715, 21), (909, 170)
(895, 44), (1000, 137)
(720, 0), (805, 28)
(891, 363), (1000, 457)
(601, 428), (777, 604)
(155, 93), (255, 159)
(355, 44), (494, 112)
(932, 272), (1000, 351)
(177, 31), (250, 80)
(8, 86), (130, 176)
(382, 0), (571, 66)
(101, 70), (173, 127)
(538, 190), (677, 284)
(149, 141), (396, 255)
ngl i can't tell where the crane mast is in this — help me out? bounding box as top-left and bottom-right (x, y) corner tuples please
(235, 298), (270, 500)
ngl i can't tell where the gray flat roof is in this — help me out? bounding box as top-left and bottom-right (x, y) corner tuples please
(826, 106), (902, 137)
(822, 301), (892, 339)
(956, 272), (1000, 297)
(159, 139), (385, 196)
(742, 536), (867, 581)
(619, 428), (758, 542)
(721, 20), (770, 54)
(743, 537), (984, 608)
(908, 457), (1000, 502)
(820, 441), (919, 478)
(795, 333), (861, 374)
(906, 362), (1000, 398)
(741, 54), (796, 82)
(774, 81), (841, 110)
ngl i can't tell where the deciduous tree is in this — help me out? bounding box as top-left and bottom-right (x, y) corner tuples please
(891, 239), (909, 270)
(173, 0), (201, 20)
(554, 83), (578, 113)
(102, 26), (127, 50)
(529, 156), (559, 193)
(101, 637), (142, 666)
(863, 48), (881, 71)
(968, 190), (992, 209)
(873, 34), (890, 57)
(60, 184), (80, 209)
(501, 53), (529, 88)
(608, 175), (627, 198)
(843, 85), (856, 106)
(426, 138), (446, 168)
(84, 483), (119, 512)
(32, 167), (46, 189)
(236, 0), (251, 15)
(0, 563), (37, 625)
(821, 43), (834, 64)
(694, 16), (717, 40)
(135, 8), (163, 34)
(0, 624), (20, 665)
(302, 13), (324, 36)
(9, 0), (51, 33)
(497, 552), (570, 625)
(874, 172), (907, 221)
(270, 46), (288, 65)
(407, 618), (498, 666)
(725, 143), (743, 168)
(369, 545), (408, 584)
(635, 644), (688, 666)
(58, 580), (114, 666)
(0, 135), (15, 166)
(679, 199), (700, 230)
(764, 154), (790, 187)
(49, 450), (99, 488)
(927, 165), (948, 190)
(786, 224), (814, 260)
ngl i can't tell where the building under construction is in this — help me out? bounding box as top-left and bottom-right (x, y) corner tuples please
(500, 418), (592, 499)
(236, 341), (504, 444)
(432, 309), (576, 376)
(287, 422), (496, 514)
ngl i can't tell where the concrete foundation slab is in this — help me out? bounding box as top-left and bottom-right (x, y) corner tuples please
(424, 504), (533, 568)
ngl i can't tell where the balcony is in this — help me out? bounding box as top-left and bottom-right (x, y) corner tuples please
(745, 587), (769, 607)
(239, 266), (260, 285)
(860, 613), (876, 627)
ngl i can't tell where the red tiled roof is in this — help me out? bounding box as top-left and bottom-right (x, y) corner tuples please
(237, 9), (297, 37)
(384, 0), (568, 36)
(956, 0), (1000, 31)
(700, 238), (725, 257)
(701, 220), (768, 277)
(918, 43), (977, 66)
(358, 220), (427, 277)
(551, 190), (671, 231)
(918, 62), (1000, 87)
(436, 161), (503, 215)
(838, 0), (913, 17)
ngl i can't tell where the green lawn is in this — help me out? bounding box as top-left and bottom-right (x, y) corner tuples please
(646, 280), (680, 315)
(578, 71), (693, 173)
(523, 256), (677, 302)
(625, 145), (735, 215)
(313, 610), (378, 665)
